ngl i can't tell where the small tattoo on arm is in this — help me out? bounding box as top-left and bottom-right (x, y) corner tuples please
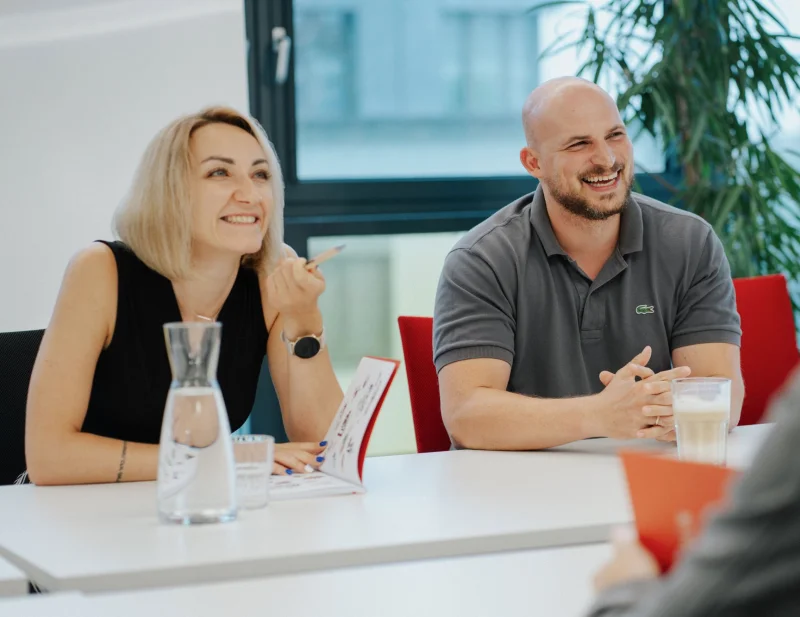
(115, 441), (128, 483)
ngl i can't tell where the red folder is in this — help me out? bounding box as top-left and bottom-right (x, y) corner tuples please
(620, 450), (740, 571)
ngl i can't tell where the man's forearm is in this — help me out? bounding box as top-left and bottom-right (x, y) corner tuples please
(446, 387), (600, 450)
(700, 372), (744, 428)
(730, 377), (744, 428)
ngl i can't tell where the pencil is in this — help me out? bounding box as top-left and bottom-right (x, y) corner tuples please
(306, 244), (346, 269)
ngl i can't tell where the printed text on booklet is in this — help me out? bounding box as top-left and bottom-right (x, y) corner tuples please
(270, 356), (400, 500)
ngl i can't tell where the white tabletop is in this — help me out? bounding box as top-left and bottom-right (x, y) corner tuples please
(551, 423), (773, 469)
(0, 556), (26, 598)
(0, 425), (770, 594)
(0, 594), (83, 617)
(0, 544), (611, 617)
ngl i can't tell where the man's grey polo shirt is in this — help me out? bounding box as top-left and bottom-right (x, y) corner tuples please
(433, 186), (741, 398)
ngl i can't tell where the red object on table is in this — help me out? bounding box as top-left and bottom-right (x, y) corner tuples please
(620, 450), (739, 572)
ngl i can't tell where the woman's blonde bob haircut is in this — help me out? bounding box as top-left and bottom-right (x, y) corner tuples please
(114, 106), (284, 280)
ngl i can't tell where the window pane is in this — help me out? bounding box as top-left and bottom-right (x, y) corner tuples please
(761, 0), (800, 158)
(293, 0), (664, 180)
(308, 232), (466, 456)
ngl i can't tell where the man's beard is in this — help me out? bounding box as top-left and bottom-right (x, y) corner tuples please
(547, 169), (632, 221)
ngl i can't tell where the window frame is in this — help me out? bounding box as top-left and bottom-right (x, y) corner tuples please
(245, 0), (679, 253)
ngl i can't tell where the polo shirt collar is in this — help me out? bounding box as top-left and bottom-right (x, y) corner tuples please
(617, 194), (643, 255)
(530, 185), (567, 257)
(529, 185), (643, 256)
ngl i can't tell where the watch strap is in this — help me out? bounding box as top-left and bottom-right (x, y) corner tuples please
(281, 327), (326, 357)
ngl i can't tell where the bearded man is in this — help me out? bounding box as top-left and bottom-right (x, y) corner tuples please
(433, 77), (744, 450)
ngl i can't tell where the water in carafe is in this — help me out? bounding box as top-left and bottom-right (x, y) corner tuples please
(157, 321), (237, 524)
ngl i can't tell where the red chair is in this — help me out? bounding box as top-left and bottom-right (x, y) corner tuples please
(397, 316), (451, 453)
(733, 274), (799, 425)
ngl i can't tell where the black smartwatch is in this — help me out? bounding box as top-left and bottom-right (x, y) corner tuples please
(281, 328), (326, 359)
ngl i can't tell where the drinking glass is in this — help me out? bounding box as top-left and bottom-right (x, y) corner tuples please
(672, 377), (731, 466)
(233, 435), (275, 509)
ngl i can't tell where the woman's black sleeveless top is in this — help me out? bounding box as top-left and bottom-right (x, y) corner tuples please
(81, 241), (268, 444)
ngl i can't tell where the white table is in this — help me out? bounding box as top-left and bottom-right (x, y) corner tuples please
(0, 594), (83, 617)
(0, 544), (611, 617)
(0, 556), (26, 598)
(0, 425), (770, 594)
(552, 423), (773, 469)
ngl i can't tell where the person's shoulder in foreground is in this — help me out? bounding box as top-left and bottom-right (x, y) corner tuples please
(586, 367), (800, 617)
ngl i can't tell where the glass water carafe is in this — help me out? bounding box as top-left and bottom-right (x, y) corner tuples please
(157, 321), (237, 524)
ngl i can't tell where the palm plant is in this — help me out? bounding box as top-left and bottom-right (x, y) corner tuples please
(532, 0), (800, 304)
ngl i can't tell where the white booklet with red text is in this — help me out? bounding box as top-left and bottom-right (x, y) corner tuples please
(269, 356), (400, 500)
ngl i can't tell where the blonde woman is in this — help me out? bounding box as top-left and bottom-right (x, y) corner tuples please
(24, 107), (344, 485)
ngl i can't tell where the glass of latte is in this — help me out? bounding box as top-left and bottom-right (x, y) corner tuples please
(672, 378), (732, 466)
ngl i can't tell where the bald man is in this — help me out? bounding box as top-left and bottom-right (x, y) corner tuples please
(433, 77), (744, 450)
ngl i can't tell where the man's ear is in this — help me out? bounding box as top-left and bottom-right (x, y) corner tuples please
(519, 147), (543, 179)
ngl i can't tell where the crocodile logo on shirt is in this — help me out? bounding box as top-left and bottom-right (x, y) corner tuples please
(636, 305), (655, 315)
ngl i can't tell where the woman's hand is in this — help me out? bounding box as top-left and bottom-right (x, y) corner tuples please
(265, 257), (325, 325)
(593, 526), (661, 592)
(273, 441), (326, 475)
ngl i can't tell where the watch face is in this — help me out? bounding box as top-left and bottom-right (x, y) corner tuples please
(294, 336), (321, 359)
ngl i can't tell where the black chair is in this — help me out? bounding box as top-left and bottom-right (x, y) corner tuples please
(0, 329), (44, 485)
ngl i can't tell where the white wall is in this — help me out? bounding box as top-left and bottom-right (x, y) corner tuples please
(0, 0), (249, 331)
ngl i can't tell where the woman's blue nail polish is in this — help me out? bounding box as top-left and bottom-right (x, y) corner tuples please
(316, 456), (325, 462)
(319, 441), (328, 447)
(285, 469), (293, 475)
